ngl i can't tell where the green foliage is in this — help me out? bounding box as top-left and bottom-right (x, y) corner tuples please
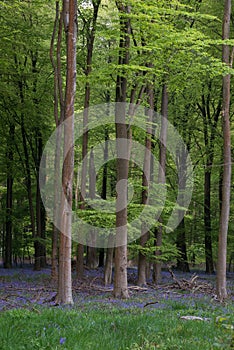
(129, 237), (181, 263)
(187, 244), (205, 264)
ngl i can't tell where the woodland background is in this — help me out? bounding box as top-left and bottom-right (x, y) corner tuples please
(0, 0), (233, 303)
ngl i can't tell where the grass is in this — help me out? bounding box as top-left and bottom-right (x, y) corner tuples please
(0, 302), (234, 350)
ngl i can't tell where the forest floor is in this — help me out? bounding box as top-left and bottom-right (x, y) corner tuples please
(0, 266), (234, 349)
(0, 265), (234, 311)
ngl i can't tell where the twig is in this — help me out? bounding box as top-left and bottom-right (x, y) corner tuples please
(144, 301), (158, 308)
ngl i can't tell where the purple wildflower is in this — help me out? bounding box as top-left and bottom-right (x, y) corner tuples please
(60, 337), (66, 345)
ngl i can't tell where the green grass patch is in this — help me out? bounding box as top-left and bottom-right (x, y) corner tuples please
(0, 304), (234, 350)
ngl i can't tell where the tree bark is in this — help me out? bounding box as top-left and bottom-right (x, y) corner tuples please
(101, 125), (109, 201)
(4, 124), (15, 269)
(100, 123), (109, 270)
(197, 92), (221, 274)
(35, 129), (47, 268)
(176, 145), (190, 273)
(204, 169), (214, 273)
(57, 0), (77, 305)
(176, 218), (190, 272)
(114, 104), (129, 298)
(104, 235), (114, 285)
(216, 0), (232, 301)
(76, 0), (101, 278)
(86, 148), (98, 268)
(21, 121), (37, 270)
(153, 83), (168, 284)
(50, 0), (61, 280)
(113, 1), (131, 299)
(137, 84), (154, 287)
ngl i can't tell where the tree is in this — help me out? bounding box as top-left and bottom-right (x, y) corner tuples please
(174, 109), (191, 273)
(137, 83), (154, 287)
(56, 0), (77, 305)
(4, 124), (15, 268)
(76, 0), (101, 279)
(50, 0), (61, 280)
(86, 147), (98, 268)
(113, 1), (131, 299)
(216, 0), (232, 301)
(153, 83), (168, 284)
(197, 88), (221, 274)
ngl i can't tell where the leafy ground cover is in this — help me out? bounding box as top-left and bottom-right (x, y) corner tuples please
(0, 266), (234, 349)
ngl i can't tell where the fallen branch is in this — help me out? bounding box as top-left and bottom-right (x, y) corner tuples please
(168, 269), (215, 295)
(144, 301), (159, 308)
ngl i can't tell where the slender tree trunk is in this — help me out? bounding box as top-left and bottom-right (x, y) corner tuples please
(104, 248), (114, 285)
(176, 145), (190, 273)
(104, 234), (114, 285)
(51, 127), (62, 280)
(86, 148), (97, 268)
(30, 25), (46, 268)
(219, 154), (223, 214)
(102, 92), (114, 273)
(176, 218), (190, 272)
(76, 0), (101, 278)
(4, 124), (15, 269)
(4, 177), (13, 268)
(50, 1), (60, 280)
(204, 170), (214, 273)
(101, 125), (109, 201)
(137, 84), (154, 286)
(76, 243), (84, 278)
(15, 58), (37, 269)
(99, 249), (105, 267)
(21, 122), (38, 269)
(216, 0), (232, 301)
(197, 93), (221, 274)
(153, 83), (168, 284)
(35, 130), (47, 268)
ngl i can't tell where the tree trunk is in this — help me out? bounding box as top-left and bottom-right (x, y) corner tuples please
(137, 84), (154, 287)
(51, 127), (62, 279)
(101, 125), (109, 201)
(104, 248), (114, 285)
(216, 0), (232, 301)
(100, 125), (108, 270)
(21, 121), (37, 270)
(176, 218), (190, 272)
(113, 2), (131, 299)
(76, 0), (101, 278)
(197, 92), (221, 274)
(99, 249), (105, 267)
(4, 124), (15, 269)
(176, 146), (190, 273)
(114, 104), (129, 298)
(204, 170), (214, 273)
(35, 130), (47, 268)
(153, 83), (168, 284)
(50, 0), (60, 281)
(104, 235), (114, 285)
(86, 148), (98, 268)
(57, 0), (77, 305)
